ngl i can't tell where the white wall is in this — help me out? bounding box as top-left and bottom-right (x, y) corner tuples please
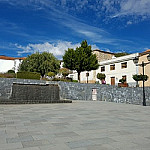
(14, 59), (23, 72)
(0, 59), (23, 73)
(96, 53), (139, 86)
(0, 59), (15, 73)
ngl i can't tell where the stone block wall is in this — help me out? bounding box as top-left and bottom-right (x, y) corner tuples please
(0, 78), (150, 105)
(93, 50), (114, 62)
(0, 78), (49, 100)
(58, 82), (150, 106)
(10, 83), (60, 103)
(0, 78), (70, 104)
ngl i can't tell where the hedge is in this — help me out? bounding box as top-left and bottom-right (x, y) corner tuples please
(16, 72), (41, 80)
(0, 73), (16, 78)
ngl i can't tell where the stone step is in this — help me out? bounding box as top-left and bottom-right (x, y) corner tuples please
(0, 99), (72, 104)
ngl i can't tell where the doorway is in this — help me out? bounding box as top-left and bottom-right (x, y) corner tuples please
(111, 77), (115, 85)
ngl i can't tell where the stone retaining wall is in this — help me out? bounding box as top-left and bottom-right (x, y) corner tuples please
(0, 78), (150, 105)
(59, 82), (150, 105)
(0, 78), (72, 104)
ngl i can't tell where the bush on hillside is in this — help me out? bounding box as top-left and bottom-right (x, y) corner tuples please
(52, 77), (72, 82)
(72, 80), (78, 83)
(47, 72), (55, 77)
(0, 73), (16, 78)
(16, 72), (41, 80)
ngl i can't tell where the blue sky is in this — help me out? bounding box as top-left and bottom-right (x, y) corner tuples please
(0, 0), (150, 59)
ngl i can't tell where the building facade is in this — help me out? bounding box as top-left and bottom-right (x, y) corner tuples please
(138, 50), (150, 87)
(0, 56), (25, 73)
(93, 49), (115, 62)
(79, 50), (115, 83)
(96, 53), (139, 87)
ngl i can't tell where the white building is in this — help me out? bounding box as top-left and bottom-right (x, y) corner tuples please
(96, 53), (139, 86)
(70, 50), (115, 83)
(0, 56), (25, 73)
(70, 52), (139, 87)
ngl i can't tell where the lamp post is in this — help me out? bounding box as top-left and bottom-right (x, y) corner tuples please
(86, 72), (89, 83)
(133, 54), (150, 106)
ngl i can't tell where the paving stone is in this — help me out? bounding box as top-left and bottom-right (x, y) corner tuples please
(10, 147), (40, 150)
(6, 135), (34, 143)
(55, 131), (79, 137)
(0, 101), (150, 150)
(66, 137), (116, 149)
(0, 142), (23, 150)
(18, 131), (42, 137)
(22, 140), (50, 148)
(39, 143), (71, 150)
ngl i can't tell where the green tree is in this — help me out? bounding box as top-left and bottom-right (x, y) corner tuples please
(63, 40), (99, 82)
(7, 70), (15, 74)
(59, 68), (70, 78)
(19, 52), (60, 77)
(47, 72), (55, 77)
(114, 52), (129, 57)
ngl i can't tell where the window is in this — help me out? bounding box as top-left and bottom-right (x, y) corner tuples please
(101, 66), (105, 72)
(110, 64), (115, 70)
(70, 75), (74, 78)
(121, 62), (127, 69)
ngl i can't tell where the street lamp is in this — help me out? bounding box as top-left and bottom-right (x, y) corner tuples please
(133, 54), (150, 106)
(86, 72), (89, 83)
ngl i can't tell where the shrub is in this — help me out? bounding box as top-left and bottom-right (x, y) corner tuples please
(0, 73), (16, 78)
(97, 73), (106, 80)
(133, 74), (148, 81)
(72, 80), (78, 83)
(47, 72), (55, 77)
(52, 77), (72, 82)
(7, 70), (15, 74)
(16, 72), (41, 80)
(119, 78), (126, 84)
(59, 68), (70, 78)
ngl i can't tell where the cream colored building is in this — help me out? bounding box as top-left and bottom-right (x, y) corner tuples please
(138, 50), (150, 87)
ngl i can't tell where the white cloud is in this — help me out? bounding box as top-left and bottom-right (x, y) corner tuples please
(16, 41), (79, 56)
(15, 41), (100, 58)
(3, 0), (150, 21)
(112, 0), (150, 18)
(0, 0), (138, 47)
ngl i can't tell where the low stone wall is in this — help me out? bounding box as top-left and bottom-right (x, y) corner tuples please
(0, 78), (71, 104)
(59, 82), (150, 105)
(0, 78), (150, 105)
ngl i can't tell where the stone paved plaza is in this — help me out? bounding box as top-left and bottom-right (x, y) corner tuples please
(0, 101), (150, 150)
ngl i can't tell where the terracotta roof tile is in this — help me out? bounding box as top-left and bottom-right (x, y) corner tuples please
(145, 49), (150, 52)
(0, 55), (25, 60)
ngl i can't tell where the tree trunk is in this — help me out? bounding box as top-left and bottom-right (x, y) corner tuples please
(78, 72), (80, 83)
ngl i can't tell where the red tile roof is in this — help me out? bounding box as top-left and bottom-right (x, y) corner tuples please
(0, 55), (25, 60)
(145, 49), (150, 52)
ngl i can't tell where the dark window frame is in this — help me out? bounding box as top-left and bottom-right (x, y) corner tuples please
(110, 64), (115, 70)
(121, 62), (127, 69)
(101, 66), (105, 72)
